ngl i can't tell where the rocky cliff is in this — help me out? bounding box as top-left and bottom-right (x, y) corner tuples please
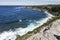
(26, 19), (60, 40)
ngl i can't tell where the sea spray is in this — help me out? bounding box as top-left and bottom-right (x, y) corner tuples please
(0, 12), (53, 40)
(0, 6), (54, 40)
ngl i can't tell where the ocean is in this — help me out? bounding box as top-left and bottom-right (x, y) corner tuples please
(0, 6), (52, 40)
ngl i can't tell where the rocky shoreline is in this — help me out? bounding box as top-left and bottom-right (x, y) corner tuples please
(26, 19), (60, 40)
(16, 5), (60, 40)
(16, 15), (60, 40)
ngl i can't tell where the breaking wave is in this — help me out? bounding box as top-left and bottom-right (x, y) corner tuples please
(0, 11), (53, 40)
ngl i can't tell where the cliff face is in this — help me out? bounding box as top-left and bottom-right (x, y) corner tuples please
(26, 19), (60, 40)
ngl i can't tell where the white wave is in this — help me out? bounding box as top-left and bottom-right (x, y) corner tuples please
(0, 11), (53, 40)
(15, 7), (25, 12)
(19, 19), (22, 22)
(44, 11), (54, 17)
(15, 7), (25, 9)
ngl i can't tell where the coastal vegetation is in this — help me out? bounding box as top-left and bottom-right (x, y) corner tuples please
(16, 5), (60, 40)
(25, 5), (60, 16)
(16, 16), (60, 40)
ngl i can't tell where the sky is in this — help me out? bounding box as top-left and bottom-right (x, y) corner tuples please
(0, 0), (60, 5)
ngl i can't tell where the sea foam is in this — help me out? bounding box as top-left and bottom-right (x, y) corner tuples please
(0, 11), (53, 40)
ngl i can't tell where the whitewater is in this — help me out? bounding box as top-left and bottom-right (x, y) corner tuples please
(0, 9), (53, 40)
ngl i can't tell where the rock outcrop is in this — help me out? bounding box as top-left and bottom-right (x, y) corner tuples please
(26, 19), (60, 40)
